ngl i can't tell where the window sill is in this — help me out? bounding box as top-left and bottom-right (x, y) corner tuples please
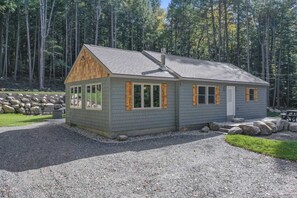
(132, 107), (162, 110)
(86, 108), (102, 111)
(70, 107), (82, 109)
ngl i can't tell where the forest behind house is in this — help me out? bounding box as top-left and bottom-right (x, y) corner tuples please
(0, 0), (296, 108)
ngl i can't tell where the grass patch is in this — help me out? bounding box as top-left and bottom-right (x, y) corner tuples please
(0, 114), (54, 127)
(0, 91), (65, 95)
(225, 134), (297, 161)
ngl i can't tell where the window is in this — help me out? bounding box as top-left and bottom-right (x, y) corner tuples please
(86, 83), (102, 110)
(133, 83), (161, 109)
(249, 88), (255, 101)
(208, 87), (215, 104)
(198, 86), (216, 105)
(70, 86), (82, 108)
(198, 86), (206, 104)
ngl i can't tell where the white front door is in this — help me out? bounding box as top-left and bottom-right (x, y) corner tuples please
(227, 86), (235, 118)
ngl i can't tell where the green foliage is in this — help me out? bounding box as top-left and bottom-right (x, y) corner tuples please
(0, 0), (297, 106)
(225, 134), (297, 161)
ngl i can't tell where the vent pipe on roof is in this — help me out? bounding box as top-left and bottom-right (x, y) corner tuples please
(160, 48), (166, 70)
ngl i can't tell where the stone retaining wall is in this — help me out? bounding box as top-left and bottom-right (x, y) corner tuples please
(0, 93), (65, 115)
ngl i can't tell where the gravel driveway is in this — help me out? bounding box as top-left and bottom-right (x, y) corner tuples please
(0, 122), (296, 198)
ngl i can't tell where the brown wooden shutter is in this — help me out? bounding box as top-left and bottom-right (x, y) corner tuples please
(255, 87), (258, 101)
(246, 87), (250, 102)
(126, 81), (133, 111)
(193, 84), (198, 106)
(215, 86), (220, 105)
(161, 83), (168, 109)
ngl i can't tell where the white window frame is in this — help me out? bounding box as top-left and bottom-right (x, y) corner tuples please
(249, 88), (255, 101)
(132, 83), (162, 110)
(198, 85), (216, 105)
(70, 85), (82, 109)
(85, 83), (102, 110)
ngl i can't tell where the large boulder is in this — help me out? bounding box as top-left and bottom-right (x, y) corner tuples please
(21, 97), (30, 103)
(201, 126), (210, 133)
(276, 119), (290, 131)
(41, 98), (47, 103)
(2, 101), (10, 106)
(228, 127), (243, 135)
(10, 99), (20, 105)
(263, 121), (277, 133)
(289, 123), (297, 132)
(209, 122), (220, 131)
(30, 106), (42, 115)
(18, 107), (26, 114)
(31, 102), (40, 107)
(6, 96), (14, 101)
(253, 121), (273, 136)
(25, 103), (31, 109)
(0, 106), (3, 114)
(117, 135), (128, 141)
(239, 125), (261, 136)
(32, 97), (40, 102)
(49, 99), (56, 104)
(12, 104), (20, 110)
(2, 105), (15, 113)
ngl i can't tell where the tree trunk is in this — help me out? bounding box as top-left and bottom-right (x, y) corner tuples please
(236, 0), (240, 67)
(0, 15), (3, 75)
(245, 0), (250, 72)
(14, 7), (20, 81)
(39, 0), (55, 89)
(2, 13), (9, 79)
(25, 0), (33, 85)
(65, 10), (68, 77)
(218, 0), (222, 62)
(277, 48), (281, 108)
(265, 16), (270, 105)
(261, 43), (265, 80)
(75, 1), (78, 57)
(223, 0), (229, 62)
(210, 0), (217, 60)
(32, 17), (38, 81)
(94, 0), (102, 45)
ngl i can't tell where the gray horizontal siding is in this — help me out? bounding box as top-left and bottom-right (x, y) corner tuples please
(65, 78), (110, 132)
(110, 78), (176, 133)
(235, 85), (267, 119)
(179, 81), (267, 128)
(179, 81), (227, 127)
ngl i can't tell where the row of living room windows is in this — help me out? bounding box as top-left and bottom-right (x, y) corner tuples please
(70, 84), (102, 110)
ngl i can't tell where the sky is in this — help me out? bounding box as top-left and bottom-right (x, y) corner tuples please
(161, 0), (171, 9)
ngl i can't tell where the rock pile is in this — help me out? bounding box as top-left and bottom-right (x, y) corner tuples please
(205, 119), (295, 136)
(0, 93), (65, 115)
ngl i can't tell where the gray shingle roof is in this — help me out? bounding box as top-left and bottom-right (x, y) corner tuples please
(144, 51), (269, 86)
(84, 45), (175, 79)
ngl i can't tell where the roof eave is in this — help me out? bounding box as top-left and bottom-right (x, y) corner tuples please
(180, 77), (270, 86)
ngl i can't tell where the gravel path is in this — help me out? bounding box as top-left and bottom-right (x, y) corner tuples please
(0, 122), (296, 198)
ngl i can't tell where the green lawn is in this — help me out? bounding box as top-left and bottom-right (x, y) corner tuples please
(0, 114), (54, 127)
(225, 134), (297, 161)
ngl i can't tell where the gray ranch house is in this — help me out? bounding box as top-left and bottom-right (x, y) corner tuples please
(65, 44), (269, 138)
